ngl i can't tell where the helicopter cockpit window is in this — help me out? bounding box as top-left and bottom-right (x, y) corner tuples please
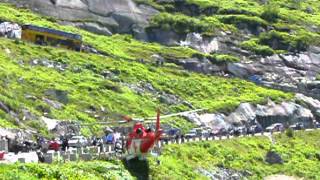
(136, 128), (143, 135)
(146, 127), (153, 133)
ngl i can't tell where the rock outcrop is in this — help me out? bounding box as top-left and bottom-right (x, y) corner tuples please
(184, 95), (318, 129)
(2, 0), (158, 39)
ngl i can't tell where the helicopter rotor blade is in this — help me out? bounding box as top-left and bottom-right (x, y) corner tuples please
(79, 109), (206, 126)
(136, 108), (206, 122)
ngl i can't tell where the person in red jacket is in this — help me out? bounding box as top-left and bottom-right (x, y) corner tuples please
(49, 138), (60, 151)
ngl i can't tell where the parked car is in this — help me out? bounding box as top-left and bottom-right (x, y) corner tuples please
(315, 121), (320, 128)
(185, 129), (197, 138)
(211, 128), (228, 136)
(159, 132), (171, 141)
(248, 125), (263, 134)
(68, 136), (88, 147)
(201, 129), (210, 138)
(165, 128), (181, 137)
(289, 122), (304, 130)
(266, 123), (284, 132)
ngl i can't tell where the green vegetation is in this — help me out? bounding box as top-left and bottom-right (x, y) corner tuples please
(149, 13), (233, 35)
(0, 161), (133, 180)
(0, 130), (319, 179)
(218, 14), (268, 28)
(260, 3), (280, 23)
(0, 4), (292, 134)
(162, 116), (196, 134)
(240, 38), (275, 56)
(0, 4), (197, 62)
(258, 30), (313, 52)
(210, 54), (240, 63)
(0, 37), (291, 133)
(316, 74), (320, 80)
(149, 130), (320, 179)
(139, 0), (320, 54)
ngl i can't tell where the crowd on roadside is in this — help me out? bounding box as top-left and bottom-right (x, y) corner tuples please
(1, 120), (320, 157)
(0, 129), (124, 156)
(164, 120), (320, 142)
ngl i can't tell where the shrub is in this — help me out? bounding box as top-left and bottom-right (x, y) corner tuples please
(286, 128), (294, 138)
(209, 54), (240, 63)
(218, 14), (268, 28)
(259, 30), (313, 52)
(240, 39), (274, 56)
(149, 13), (214, 34)
(261, 3), (280, 22)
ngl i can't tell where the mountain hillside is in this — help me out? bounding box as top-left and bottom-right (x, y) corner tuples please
(0, 1), (320, 179)
(0, 3), (292, 135)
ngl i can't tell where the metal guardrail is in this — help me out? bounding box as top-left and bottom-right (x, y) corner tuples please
(1, 128), (319, 164)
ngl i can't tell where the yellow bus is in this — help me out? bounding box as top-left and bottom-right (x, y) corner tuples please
(21, 25), (82, 51)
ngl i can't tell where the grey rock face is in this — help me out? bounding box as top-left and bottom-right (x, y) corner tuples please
(45, 89), (69, 104)
(225, 103), (256, 125)
(147, 29), (182, 45)
(185, 98), (316, 129)
(2, 0), (158, 38)
(41, 116), (80, 135)
(180, 58), (218, 74)
(180, 33), (220, 54)
(256, 101), (313, 127)
(229, 51), (320, 100)
(197, 167), (247, 180)
(43, 98), (64, 109)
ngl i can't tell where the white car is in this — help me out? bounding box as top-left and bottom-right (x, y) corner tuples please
(266, 123), (284, 132)
(68, 136), (88, 147)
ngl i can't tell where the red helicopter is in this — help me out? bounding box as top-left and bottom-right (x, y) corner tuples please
(124, 109), (163, 160)
(80, 108), (204, 160)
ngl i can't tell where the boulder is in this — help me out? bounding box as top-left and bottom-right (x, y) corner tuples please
(41, 117), (80, 136)
(279, 54), (316, 71)
(45, 89), (69, 104)
(159, 94), (180, 105)
(180, 58), (219, 74)
(41, 117), (58, 131)
(43, 98), (64, 109)
(198, 167), (245, 180)
(198, 113), (230, 129)
(227, 63), (257, 78)
(21, 108), (37, 121)
(147, 29), (182, 45)
(182, 112), (202, 126)
(265, 151), (283, 164)
(74, 22), (113, 36)
(225, 103), (256, 125)
(295, 93), (320, 112)
(256, 101), (313, 127)
(180, 33), (219, 54)
(52, 121), (80, 136)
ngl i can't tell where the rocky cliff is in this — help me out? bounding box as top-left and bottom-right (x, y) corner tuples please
(1, 0), (158, 39)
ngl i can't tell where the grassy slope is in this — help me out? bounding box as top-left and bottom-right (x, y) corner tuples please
(0, 161), (133, 180)
(139, 0), (320, 55)
(0, 131), (318, 179)
(0, 4), (291, 134)
(149, 130), (320, 180)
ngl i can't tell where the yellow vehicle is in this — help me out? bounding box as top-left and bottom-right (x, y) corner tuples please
(21, 25), (82, 51)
